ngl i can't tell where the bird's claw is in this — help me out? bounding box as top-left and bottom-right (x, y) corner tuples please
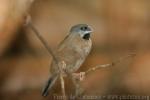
(73, 72), (85, 81)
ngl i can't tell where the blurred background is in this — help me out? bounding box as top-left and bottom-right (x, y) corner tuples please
(0, 0), (150, 99)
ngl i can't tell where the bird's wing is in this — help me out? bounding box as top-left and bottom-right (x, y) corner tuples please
(57, 34), (69, 49)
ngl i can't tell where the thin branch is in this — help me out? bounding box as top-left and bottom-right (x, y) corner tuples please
(73, 53), (136, 82)
(84, 53), (136, 76)
(59, 61), (67, 100)
(24, 15), (67, 99)
(24, 15), (59, 64)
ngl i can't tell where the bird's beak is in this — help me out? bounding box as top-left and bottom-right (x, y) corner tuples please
(84, 30), (93, 34)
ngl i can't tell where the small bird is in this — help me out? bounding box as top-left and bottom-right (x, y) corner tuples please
(42, 24), (93, 96)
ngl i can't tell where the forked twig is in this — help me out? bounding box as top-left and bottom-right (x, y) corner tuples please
(24, 14), (136, 98)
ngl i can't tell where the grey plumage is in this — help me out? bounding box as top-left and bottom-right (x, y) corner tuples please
(42, 24), (92, 96)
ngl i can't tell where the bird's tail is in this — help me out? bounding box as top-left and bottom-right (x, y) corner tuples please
(42, 73), (59, 97)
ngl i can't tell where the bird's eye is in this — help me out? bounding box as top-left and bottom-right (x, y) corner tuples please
(80, 26), (87, 31)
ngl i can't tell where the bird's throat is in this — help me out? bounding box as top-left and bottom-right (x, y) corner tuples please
(83, 33), (90, 40)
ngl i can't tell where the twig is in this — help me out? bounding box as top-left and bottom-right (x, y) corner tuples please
(59, 61), (67, 100)
(73, 53), (136, 82)
(24, 15), (67, 99)
(24, 15), (59, 63)
(84, 53), (136, 76)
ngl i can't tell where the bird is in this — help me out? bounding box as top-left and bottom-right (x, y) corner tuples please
(42, 24), (93, 97)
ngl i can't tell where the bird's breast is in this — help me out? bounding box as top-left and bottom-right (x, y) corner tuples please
(51, 38), (92, 73)
(64, 39), (92, 72)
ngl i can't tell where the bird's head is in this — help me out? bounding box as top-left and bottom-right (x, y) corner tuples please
(70, 24), (93, 40)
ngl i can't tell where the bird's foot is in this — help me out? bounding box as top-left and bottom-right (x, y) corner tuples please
(72, 72), (85, 81)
